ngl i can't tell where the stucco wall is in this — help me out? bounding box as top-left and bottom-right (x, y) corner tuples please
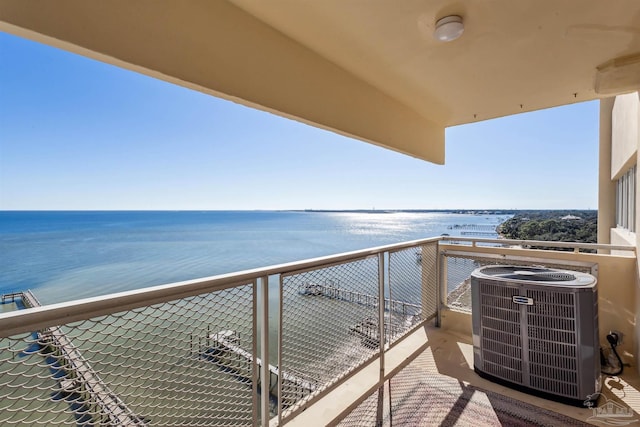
(606, 93), (640, 363)
(611, 227), (636, 247)
(611, 93), (639, 179)
(599, 98), (616, 246)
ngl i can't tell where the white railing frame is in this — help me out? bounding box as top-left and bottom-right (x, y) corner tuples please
(443, 236), (636, 252)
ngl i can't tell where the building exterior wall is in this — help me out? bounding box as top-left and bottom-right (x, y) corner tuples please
(611, 227), (636, 247)
(601, 92), (640, 364)
(611, 93), (639, 179)
(599, 98), (616, 246)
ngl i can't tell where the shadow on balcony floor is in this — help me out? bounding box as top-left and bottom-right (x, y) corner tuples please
(338, 325), (640, 426)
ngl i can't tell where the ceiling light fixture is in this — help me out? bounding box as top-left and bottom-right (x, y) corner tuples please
(434, 15), (464, 42)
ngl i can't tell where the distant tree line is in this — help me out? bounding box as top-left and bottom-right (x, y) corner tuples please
(498, 210), (597, 250)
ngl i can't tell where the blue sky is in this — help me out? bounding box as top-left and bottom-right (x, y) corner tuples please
(0, 32), (599, 211)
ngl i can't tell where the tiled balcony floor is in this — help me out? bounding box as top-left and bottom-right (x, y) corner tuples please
(334, 324), (640, 426)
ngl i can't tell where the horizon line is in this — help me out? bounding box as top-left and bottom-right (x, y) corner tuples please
(0, 208), (597, 213)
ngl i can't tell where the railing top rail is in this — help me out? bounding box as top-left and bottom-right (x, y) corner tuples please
(0, 237), (440, 337)
(441, 236), (636, 252)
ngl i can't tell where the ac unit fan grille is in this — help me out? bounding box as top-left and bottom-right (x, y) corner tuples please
(514, 273), (576, 282)
(479, 266), (577, 282)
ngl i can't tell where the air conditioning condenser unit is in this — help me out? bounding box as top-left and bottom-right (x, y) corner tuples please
(471, 265), (600, 407)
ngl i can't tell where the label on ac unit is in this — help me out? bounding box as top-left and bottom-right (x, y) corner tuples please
(512, 295), (534, 305)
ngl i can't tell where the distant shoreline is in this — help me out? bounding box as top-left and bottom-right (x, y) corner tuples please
(0, 209), (596, 214)
(294, 209), (519, 214)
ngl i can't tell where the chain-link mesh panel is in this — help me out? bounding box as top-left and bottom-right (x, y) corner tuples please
(419, 243), (438, 322)
(0, 285), (256, 426)
(445, 253), (595, 312)
(336, 384), (388, 427)
(387, 243), (437, 345)
(280, 256), (380, 410)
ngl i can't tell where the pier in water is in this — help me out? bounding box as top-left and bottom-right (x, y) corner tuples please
(298, 282), (422, 317)
(6, 291), (147, 426)
(203, 330), (318, 408)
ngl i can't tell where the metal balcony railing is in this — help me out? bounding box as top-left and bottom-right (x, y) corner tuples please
(0, 238), (443, 426)
(0, 237), (634, 426)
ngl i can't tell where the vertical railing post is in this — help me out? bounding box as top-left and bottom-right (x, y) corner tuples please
(278, 274), (284, 426)
(378, 252), (385, 380)
(260, 276), (270, 427)
(437, 243), (445, 327)
(377, 251), (386, 427)
(252, 280), (259, 426)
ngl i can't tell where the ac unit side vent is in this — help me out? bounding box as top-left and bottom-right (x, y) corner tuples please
(481, 307), (520, 323)
(527, 290), (575, 305)
(530, 375), (578, 398)
(528, 338), (577, 358)
(484, 361), (523, 384)
(527, 327), (577, 345)
(527, 314), (576, 331)
(481, 294), (516, 309)
(479, 281), (517, 298)
(529, 352), (577, 371)
(482, 327), (521, 343)
(481, 317), (521, 335)
(530, 363), (578, 383)
(482, 338), (522, 359)
(529, 304), (576, 319)
(483, 349), (522, 370)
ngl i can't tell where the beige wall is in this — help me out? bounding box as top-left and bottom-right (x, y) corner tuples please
(440, 244), (637, 364)
(603, 92), (640, 363)
(611, 228), (636, 247)
(611, 93), (639, 179)
(599, 98), (616, 246)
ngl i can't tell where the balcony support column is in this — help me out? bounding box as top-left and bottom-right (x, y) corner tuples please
(598, 97), (616, 251)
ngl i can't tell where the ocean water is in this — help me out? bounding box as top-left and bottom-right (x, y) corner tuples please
(0, 210), (510, 425)
(0, 210), (509, 304)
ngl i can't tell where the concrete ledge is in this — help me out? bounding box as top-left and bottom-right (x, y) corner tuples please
(440, 308), (472, 336)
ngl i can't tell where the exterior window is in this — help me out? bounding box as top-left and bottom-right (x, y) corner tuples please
(616, 165), (636, 232)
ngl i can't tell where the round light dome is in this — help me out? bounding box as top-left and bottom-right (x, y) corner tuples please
(434, 15), (464, 42)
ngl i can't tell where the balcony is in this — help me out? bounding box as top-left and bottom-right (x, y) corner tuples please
(0, 237), (637, 426)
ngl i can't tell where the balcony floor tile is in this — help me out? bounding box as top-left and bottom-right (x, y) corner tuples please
(337, 325), (640, 426)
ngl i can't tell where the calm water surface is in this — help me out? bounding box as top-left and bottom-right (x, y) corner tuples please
(0, 210), (509, 304)
(0, 210), (511, 425)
